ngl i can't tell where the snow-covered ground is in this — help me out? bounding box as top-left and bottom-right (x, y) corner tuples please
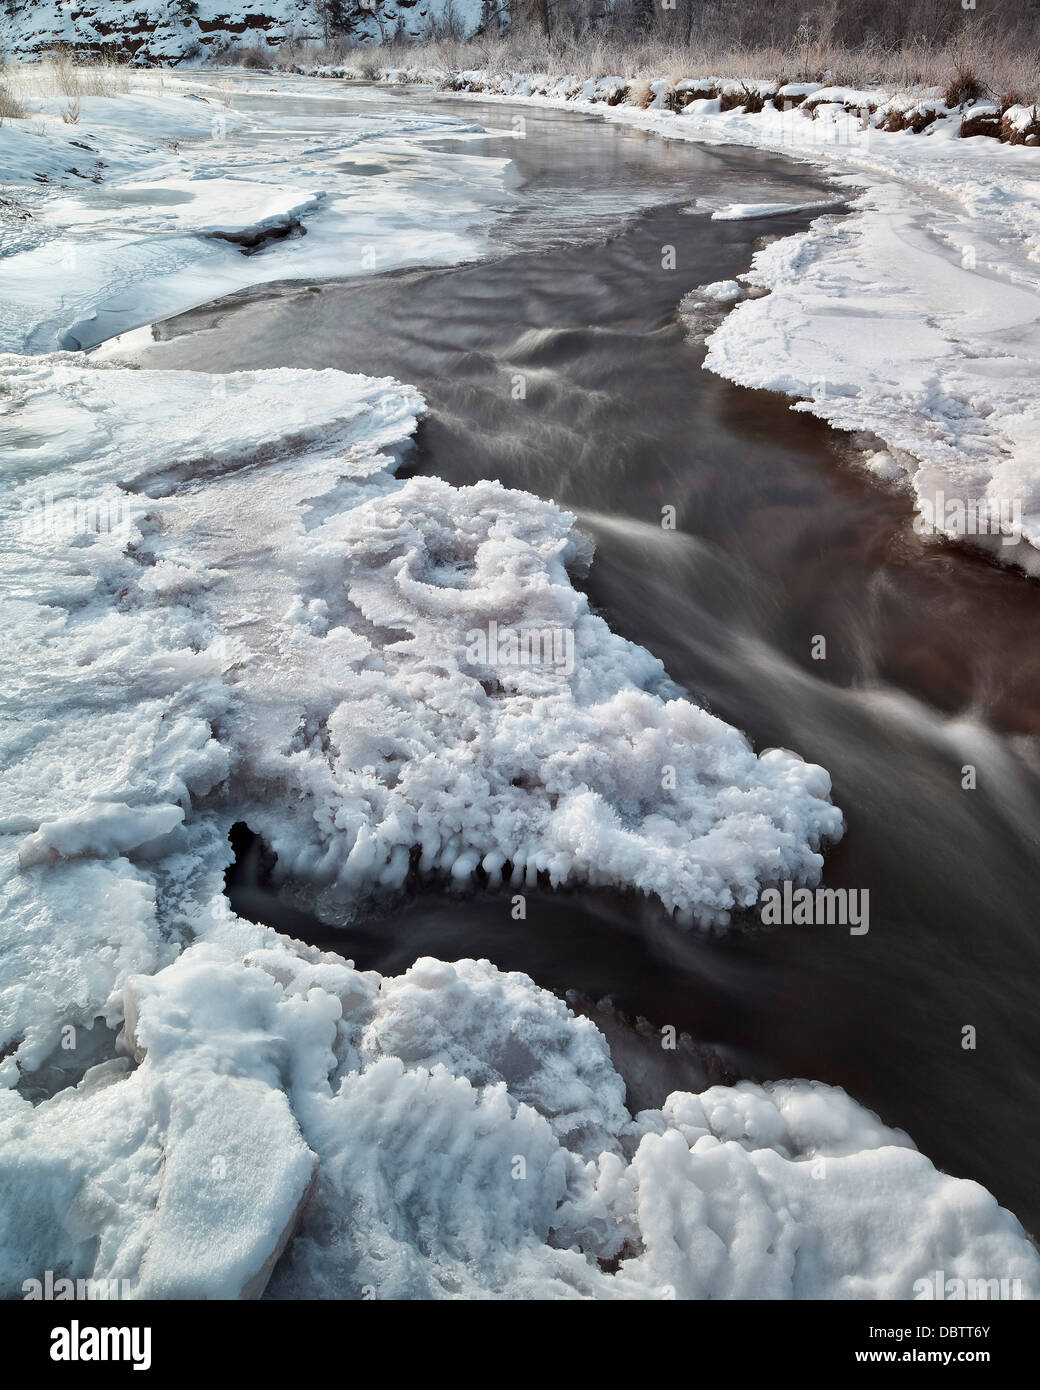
(361, 67), (1040, 575)
(2, 69), (1038, 1300)
(0, 0), (492, 64)
(0, 70), (513, 352)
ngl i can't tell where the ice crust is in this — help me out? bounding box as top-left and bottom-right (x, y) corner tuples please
(5, 937), (1039, 1300)
(1, 355), (842, 946)
(0, 74), (512, 353)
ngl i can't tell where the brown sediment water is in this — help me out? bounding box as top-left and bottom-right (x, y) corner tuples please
(116, 90), (1040, 1237)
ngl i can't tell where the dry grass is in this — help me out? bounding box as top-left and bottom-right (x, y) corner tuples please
(943, 63), (986, 110)
(261, 17), (1040, 105)
(0, 51), (135, 115)
(0, 81), (28, 123)
(41, 47), (132, 99)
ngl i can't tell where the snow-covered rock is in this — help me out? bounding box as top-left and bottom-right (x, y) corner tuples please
(0, 0), (495, 64)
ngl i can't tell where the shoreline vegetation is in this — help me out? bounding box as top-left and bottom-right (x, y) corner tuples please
(259, 20), (1040, 112)
(4, 33), (1039, 148)
(2, 1), (1039, 109)
(4, 44), (1039, 148)
(0, 0), (1034, 100)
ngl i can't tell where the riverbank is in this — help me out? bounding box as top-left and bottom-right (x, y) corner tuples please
(3, 59), (1039, 568)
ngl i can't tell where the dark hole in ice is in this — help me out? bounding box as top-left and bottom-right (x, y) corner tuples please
(13, 1018), (125, 1106)
(222, 820), (733, 1111)
(205, 219), (309, 256)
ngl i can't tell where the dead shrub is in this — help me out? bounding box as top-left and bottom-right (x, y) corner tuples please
(238, 40), (272, 71)
(718, 83), (768, 112)
(0, 81), (27, 121)
(944, 63), (984, 108)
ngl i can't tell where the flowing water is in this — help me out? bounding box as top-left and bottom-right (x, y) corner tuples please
(113, 88), (1040, 1235)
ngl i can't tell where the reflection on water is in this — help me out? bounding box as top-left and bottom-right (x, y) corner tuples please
(122, 94), (1040, 1236)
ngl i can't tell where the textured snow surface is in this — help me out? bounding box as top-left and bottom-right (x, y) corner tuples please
(4, 936), (1039, 1300)
(2, 352), (1034, 1299)
(0, 355), (842, 951)
(0, 72), (511, 353)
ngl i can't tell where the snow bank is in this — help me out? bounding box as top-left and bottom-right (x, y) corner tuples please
(5, 939), (1038, 1300)
(703, 188), (1040, 573)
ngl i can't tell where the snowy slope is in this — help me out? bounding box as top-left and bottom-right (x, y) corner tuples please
(0, 0), (494, 63)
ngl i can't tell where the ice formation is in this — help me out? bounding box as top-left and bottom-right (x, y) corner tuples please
(0, 354), (842, 946)
(2, 351), (1035, 1299)
(5, 936), (1040, 1300)
(0, 75), (512, 353)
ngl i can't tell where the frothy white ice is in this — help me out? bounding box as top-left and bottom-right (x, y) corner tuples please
(5, 936), (1038, 1300)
